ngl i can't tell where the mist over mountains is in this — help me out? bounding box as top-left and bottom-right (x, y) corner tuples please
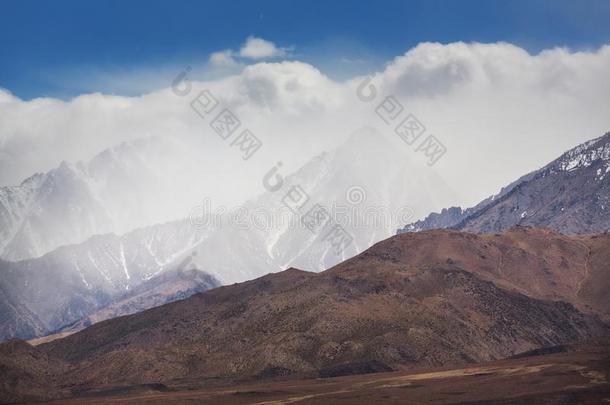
(3, 128), (609, 344)
(0, 127), (457, 341)
(1, 116), (609, 349)
(0, 135), (207, 261)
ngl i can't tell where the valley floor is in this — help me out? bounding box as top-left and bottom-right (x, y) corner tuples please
(45, 344), (610, 404)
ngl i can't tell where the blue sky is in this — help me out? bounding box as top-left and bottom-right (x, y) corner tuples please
(2, 0), (610, 99)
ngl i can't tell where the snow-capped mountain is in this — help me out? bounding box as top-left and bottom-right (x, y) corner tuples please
(0, 135), (212, 261)
(398, 131), (610, 234)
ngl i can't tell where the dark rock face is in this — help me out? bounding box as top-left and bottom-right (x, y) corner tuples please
(399, 206), (468, 233)
(1, 228), (605, 401)
(399, 132), (610, 235)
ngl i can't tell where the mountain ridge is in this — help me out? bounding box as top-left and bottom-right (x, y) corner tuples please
(399, 131), (610, 235)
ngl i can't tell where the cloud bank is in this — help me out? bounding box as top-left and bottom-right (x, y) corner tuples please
(1, 41), (610, 209)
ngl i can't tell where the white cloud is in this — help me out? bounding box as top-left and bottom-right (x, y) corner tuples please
(209, 50), (238, 68)
(2, 42), (610, 211)
(0, 89), (18, 104)
(239, 36), (287, 59)
(206, 36), (289, 71)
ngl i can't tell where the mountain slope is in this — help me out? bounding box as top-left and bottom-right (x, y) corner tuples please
(369, 226), (610, 322)
(28, 228), (609, 393)
(399, 131), (610, 234)
(55, 267), (218, 334)
(0, 339), (67, 403)
(0, 219), (217, 341)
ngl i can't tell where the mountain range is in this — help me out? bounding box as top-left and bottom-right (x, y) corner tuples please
(1, 226), (608, 402)
(3, 130), (609, 344)
(0, 127), (456, 341)
(1, 131), (610, 403)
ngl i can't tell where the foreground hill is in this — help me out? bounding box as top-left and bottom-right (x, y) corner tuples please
(1, 227), (607, 402)
(400, 131), (610, 235)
